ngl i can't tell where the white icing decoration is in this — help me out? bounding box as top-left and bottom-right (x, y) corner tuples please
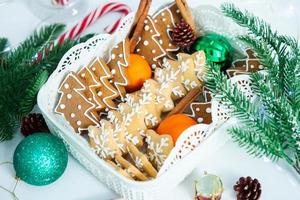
(60, 104), (65, 109)
(88, 97), (92, 101)
(136, 49), (140, 52)
(206, 107), (212, 113)
(162, 18), (166, 22)
(144, 25), (150, 31)
(111, 69), (116, 75)
(77, 105), (82, 110)
(176, 9), (180, 13)
(152, 49), (156, 54)
(146, 135), (169, 168)
(143, 40), (149, 46)
(71, 113), (75, 118)
(77, 121), (82, 126)
(81, 73), (85, 78)
(145, 113), (158, 126)
(196, 107), (200, 112)
(97, 91), (102, 96)
(161, 12), (165, 16)
(64, 84), (69, 89)
(111, 54), (116, 59)
(151, 64), (156, 69)
(92, 67), (96, 71)
(67, 94), (72, 99)
(119, 54), (123, 58)
(159, 39), (163, 45)
(197, 117), (204, 123)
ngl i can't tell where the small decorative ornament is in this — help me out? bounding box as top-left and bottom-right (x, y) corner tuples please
(171, 19), (197, 48)
(195, 172), (223, 200)
(21, 113), (49, 137)
(191, 33), (232, 68)
(234, 176), (262, 200)
(13, 133), (68, 186)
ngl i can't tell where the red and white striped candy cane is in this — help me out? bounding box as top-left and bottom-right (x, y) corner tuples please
(57, 2), (131, 44)
(52, 0), (70, 6)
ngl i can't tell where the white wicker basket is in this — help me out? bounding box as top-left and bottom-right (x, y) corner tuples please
(37, 2), (248, 200)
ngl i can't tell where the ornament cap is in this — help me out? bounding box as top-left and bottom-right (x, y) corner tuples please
(195, 172), (223, 200)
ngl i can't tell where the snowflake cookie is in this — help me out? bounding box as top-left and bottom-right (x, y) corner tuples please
(127, 143), (158, 178)
(145, 129), (174, 170)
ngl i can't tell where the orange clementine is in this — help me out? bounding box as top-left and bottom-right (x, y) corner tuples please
(125, 54), (152, 92)
(157, 114), (197, 143)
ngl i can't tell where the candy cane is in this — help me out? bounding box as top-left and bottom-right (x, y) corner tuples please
(57, 2), (131, 44)
(52, 0), (70, 6)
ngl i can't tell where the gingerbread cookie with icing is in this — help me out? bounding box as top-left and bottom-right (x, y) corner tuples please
(135, 15), (167, 70)
(106, 160), (133, 180)
(87, 58), (119, 110)
(127, 143), (158, 178)
(55, 72), (99, 133)
(153, 3), (182, 57)
(88, 122), (121, 160)
(107, 38), (130, 100)
(227, 48), (264, 77)
(115, 154), (148, 181)
(184, 87), (212, 124)
(145, 130), (174, 170)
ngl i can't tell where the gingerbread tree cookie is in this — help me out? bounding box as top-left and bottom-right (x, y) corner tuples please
(87, 58), (119, 110)
(153, 3), (182, 56)
(135, 15), (167, 70)
(55, 72), (99, 133)
(107, 38), (130, 100)
(77, 66), (101, 121)
(184, 87), (212, 124)
(227, 48), (264, 77)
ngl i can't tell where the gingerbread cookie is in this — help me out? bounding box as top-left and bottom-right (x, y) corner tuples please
(88, 122), (121, 160)
(77, 66), (102, 120)
(152, 3), (182, 57)
(106, 160), (133, 180)
(145, 130), (174, 170)
(139, 79), (164, 128)
(107, 38), (130, 100)
(177, 52), (202, 90)
(184, 87), (212, 124)
(135, 15), (167, 70)
(55, 72), (99, 133)
(115, 155), (148, 181)
(127, 143), (158, 178)
(87, 58), (119, 110)
(227, 48), (264, 77)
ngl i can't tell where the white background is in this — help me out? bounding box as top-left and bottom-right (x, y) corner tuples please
(1, 0), (300, 200)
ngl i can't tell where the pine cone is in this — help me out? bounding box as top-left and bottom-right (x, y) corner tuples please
(234, 176), (262, 200)
(21, 113), (49, 137)
(171, 20), (196, 48)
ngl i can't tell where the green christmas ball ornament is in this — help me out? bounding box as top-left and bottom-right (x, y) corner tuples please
(13, 133), (68, 186)
(191, 33), (233, 64)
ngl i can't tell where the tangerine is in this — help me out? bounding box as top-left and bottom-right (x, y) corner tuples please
(157, 114), (197, 143)
(125, 54), (152, 92)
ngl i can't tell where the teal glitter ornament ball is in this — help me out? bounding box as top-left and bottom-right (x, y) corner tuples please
(13, 133), (68, 186)
(191, 33), (233, 64)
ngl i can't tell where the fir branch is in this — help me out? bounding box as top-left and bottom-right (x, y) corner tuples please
(19, 70), (49, 115)
(229, 127), (287, 162)
(0, 24), (95, 141)
(8, 24), (65, 66)
(0, 37), (9, 57)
